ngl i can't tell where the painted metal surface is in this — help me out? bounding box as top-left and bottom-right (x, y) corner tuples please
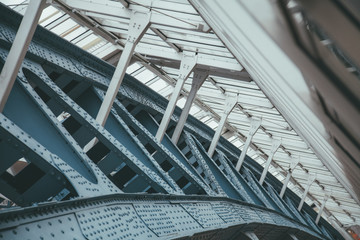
(0, 4), (343, 240)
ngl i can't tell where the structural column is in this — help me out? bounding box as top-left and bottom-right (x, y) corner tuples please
(235, 118), (261, 171)
(95, 11), (151, 127)
(0, 0), (46, 112)
(279, 156), (300, 198)
(245, 232), (259, 240)
(207, 94), (238, 157)
(315, 193), (329, 224)
(289, 234), (299, 240)
(328, 217), (354, 240)
(298, 174), (316, 211)
(259, 139), (281, 185)
(155, 53), (197, 142)
(171, 69), (208, 144)
(84, 11), (150, 152)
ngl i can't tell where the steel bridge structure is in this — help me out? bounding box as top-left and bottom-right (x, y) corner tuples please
(0, 3), (348, 240)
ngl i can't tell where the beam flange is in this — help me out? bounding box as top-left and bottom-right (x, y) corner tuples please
(0, 0), (46, 112)
(279, 156), (300, 198)
(155, 53), (198, 142)
(235, 118), (261, 171)
(259, 139), (281, 185)
(207, 94), (238, 157)
(171, 68), (208, 144)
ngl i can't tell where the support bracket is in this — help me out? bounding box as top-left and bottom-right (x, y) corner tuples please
(259, 138), (281, 185)
(84, 10), (150, 152)
(280, 156), (300, 198)
(298, 173), (316, 211)
(235, 118), (261, 171)
(155, 52), (198, 142)
(0, 0), (46, 112)
(207, 93), (238, 157)
(171, 68), (208, 144)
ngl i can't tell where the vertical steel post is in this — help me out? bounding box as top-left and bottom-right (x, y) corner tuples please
(0, 0), (46, 112)
(298, 174), (316, 211)
(259, 139), (281, 185)
(155, 53), (197, 142)
(207, 94), (238, 157)
(279, 156), (300, 198)
(171, 69), (208, 144)
(316, 193), (329, 224)
(235, 118), (261, 171)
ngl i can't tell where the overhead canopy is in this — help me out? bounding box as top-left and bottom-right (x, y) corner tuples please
(2, 0), (359, 230)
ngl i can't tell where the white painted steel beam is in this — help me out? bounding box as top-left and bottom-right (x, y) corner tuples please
(0, 0), (46, 112)
(259, 139), (281, 185)
(171, 69), (208, 144)
(280, 156), (300, 198)
(235, 118), (261, 171)
(328, 217), (354, 240)
(289, 234), (299, 240)
(95, 11), (150, 127)
(83, 11), (150, 152)
(155, 53), (197, 142)
(245, 232), (259, 240)
(298, 174), (316, 211)
(207, 94), (238, 157)
(316, 193), (329, 224)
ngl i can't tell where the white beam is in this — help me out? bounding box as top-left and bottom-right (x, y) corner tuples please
(207, 94), (238, 157)
(259, 139), (281, 185)
(245, 232), (259, 240)
(95, 11), (150, 127)
(171, 69), (208, 144)
(84, 11), (150, 152)
(155, 53), (197, 142)
(328, 217), (354, 240)
(0, 0), (46, 112)
(280, 156), (300, 198)
(289, 234), (299, 240)
(316, 193), (329, 224)
(298, 174), (316, 211)
(235, 118), (261, 171)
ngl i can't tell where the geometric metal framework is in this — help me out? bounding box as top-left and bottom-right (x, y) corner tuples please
(0, 4), (345, 239)
(3, 0), (356, 233)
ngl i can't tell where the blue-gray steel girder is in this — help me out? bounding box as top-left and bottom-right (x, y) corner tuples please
(0, 194), (323, 240)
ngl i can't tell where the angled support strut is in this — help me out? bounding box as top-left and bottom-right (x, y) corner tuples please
(171, 69), (208, 144)
(315, 193), (329, 224)
(95, 11), (151, 127)
(298, 174), (316, 211)
(259, 139), (281, 185)
(207, 94), (238, 157)
(235, 118), (261, 171)
(0, 0), (46, 112)
(84, 11), (150, 152)
(155, 53), (197, 142)
(279, 156), (300, 198)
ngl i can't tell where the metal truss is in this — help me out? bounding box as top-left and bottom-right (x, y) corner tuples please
(0, 4), (344, 240)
